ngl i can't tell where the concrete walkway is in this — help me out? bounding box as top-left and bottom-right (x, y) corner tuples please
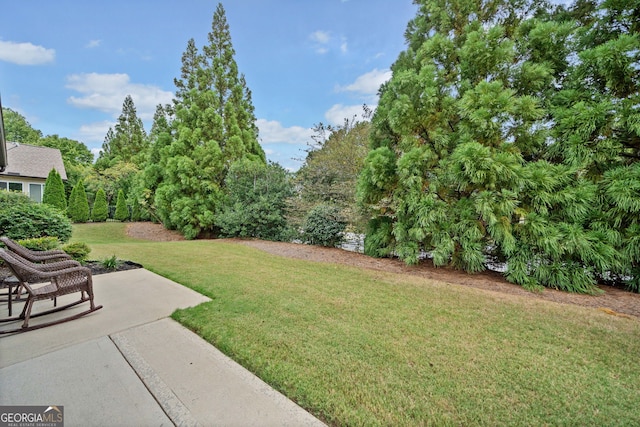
(0, 269), (326, 427)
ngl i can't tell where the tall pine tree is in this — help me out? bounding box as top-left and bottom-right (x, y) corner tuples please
(155, 3), (265, 239)
(96, 95), (148, 169)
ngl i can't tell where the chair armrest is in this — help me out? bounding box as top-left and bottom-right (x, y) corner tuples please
(36, 260), (82, 271)
(26, 265), (92, 281)
(33, 253), (73, 262)
(34, 249), (68, 256)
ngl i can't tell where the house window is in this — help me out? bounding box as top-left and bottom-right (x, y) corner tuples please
(0, 181), (7, 191)
(29, 183), (43, 203)
(8, 182), (22, 192)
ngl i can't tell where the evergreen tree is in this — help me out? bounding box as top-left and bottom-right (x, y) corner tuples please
(96, 95), (148, 169)
(155, 3), (265, 239)
(114, 189), (129, 221)
(134, 104), (173, 221)
(96, 127), (116, 170)
(43, 168), (67, 211)
(91, 188), (108, 222)
(67, 180), (90, 223)
(358, 0), (621, 293)
(545, 0), (640, 291)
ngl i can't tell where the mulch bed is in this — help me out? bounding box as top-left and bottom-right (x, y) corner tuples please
(0, 260), (143, 282)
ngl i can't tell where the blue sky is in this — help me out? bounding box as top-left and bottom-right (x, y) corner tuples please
(0, 1), (417, 170)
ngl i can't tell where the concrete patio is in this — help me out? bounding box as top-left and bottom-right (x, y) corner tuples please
(0, 269), (326, 427)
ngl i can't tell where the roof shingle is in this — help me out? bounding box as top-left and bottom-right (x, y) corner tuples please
(0, 142), (67, 180)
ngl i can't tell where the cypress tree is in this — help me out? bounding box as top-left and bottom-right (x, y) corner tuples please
(114, 189), (129, 221)
(91, 188), (108, 222)
(43, 168), (67, 211)
(68, 180), (90, 223)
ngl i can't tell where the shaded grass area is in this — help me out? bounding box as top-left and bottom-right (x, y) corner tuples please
(73, 224), (640, 426)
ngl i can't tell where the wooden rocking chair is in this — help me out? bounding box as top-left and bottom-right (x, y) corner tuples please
(0, 249), (102, 335)
(1, 236), (72, 263)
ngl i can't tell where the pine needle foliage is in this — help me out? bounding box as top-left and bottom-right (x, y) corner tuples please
(154, 3), (266, 239)
(358, 0), (639, 293)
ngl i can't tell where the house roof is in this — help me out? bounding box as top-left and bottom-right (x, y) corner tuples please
(0, 142), (68, 180)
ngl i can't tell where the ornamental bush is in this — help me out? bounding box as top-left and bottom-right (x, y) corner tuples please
(0, 190), (31, 209)
(0, 197), (72, 242)
(61, 242), (91, 262)
(302, 204), (346, 248)
(91, 188), (108, 222)
(17, 236), (61, 251)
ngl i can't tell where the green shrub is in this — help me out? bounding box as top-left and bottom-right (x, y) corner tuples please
(216, 160), (294, 241)
(364, 216), (396, 258)
(68, 180), (90, 223)
(0, 190), (32, 209)
(43, 168), (67, 211)
(114, 189), (129, 221)
(61, 242), (91, 262)
(17, 236), (61, 251)
(0, 201), (73, 242)
(91, 188), (109, 222)
(302, 204), (346, 247)
(101, 254), (121, 270)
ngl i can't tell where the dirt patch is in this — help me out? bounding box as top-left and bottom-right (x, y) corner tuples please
(126, 222), (186, 241)
(125, 222), (640, 319)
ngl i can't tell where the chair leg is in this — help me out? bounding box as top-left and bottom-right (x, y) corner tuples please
(21, 298), (34, 329)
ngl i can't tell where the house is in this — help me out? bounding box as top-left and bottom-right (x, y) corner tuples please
(0, 142), (67, 203)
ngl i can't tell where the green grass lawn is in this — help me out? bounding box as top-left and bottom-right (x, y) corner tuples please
(73, 223), (640, 426)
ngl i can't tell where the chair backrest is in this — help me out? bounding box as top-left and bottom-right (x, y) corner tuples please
(0, 248), (44, 286)
(0, 236), (21, 252)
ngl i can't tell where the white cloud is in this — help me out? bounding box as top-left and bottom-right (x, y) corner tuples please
(340, 41), (348, 54)
(85, 39), (101, 49)
(0, 40), (55, 65)
(324, 104), (372, 126)
(76, 120), (115, 145)
(338, 68), (391, 96)
(91, 147), (103, 159)
(65, 72), (173, 121)
(256, 119), (313, 145)
(310, 31), (331, 44)
(310, 30), (332, 54)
